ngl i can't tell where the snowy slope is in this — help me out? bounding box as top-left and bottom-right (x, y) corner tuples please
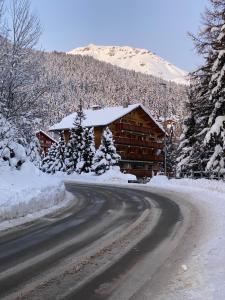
(68, 44), (188, 85)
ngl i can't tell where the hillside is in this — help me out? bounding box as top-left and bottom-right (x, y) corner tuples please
(68, 44), (188, 85)
(38, 51), (188, 129)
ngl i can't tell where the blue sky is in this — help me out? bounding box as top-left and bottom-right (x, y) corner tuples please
(31, 0), (208, 71)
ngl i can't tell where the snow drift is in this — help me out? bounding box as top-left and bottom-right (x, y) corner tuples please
(0, 161), (67, 222)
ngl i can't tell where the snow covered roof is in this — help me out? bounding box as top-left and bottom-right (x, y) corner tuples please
(36, 130), (57, 143)
(49, 103), (165, 133)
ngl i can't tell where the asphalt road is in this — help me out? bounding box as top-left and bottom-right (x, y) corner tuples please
(0, 182), (182, 300)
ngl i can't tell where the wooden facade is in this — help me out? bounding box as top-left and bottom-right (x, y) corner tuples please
(58, 106), (164, 178)
(93, 106), (164, 178)
(36, 130), (56, 154)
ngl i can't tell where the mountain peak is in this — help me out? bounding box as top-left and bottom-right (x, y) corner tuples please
(68, 45), (188, 85)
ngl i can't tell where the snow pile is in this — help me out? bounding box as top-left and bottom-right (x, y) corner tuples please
(60, 166), (136, 184)
(0, 161), (67, 222)
(68, 44), (188, 85)
(149, 175), (170, 186)
(93, 166), (136, 183)
(170, 177), (225, 194)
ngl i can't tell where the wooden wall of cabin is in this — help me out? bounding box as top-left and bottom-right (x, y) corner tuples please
(109, 107), (164, 177)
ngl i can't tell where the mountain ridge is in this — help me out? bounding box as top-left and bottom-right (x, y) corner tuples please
(68, 44), (188, 85)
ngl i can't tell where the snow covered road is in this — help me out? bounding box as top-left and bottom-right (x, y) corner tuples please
(1, 181), (216, 300)
(0, 183), (153, 299)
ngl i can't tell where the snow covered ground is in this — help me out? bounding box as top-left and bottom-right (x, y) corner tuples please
(57, 166), (136, 184)
(0, 164), (135, 230)
(148, 175), (225, 299)
(0, 161), (72, 231)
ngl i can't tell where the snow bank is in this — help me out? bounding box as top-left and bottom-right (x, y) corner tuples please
(170, 177), (225, 194)
(0, 161), (67, 222)
(57, 166), (136, 184)
(148, 175), (170, 186)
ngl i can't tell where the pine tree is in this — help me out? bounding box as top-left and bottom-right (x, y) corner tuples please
(52, 133), (67, 173)
(165, 124), (177, 176)
(203, 20), (225, 175)
(177, 0), (225, 178)
(40, 133), (66, 174)
(40, 143), (58, 174)
(65, 101), (86, 174)
(77, 127), (96, 174)
(92, 148), (108, 175)
(92, 127), (120, 175)
(102, 127), (121, 166)
(26, 136), (41, 166)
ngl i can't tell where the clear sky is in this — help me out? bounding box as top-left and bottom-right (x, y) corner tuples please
(31, 0), (209, 72)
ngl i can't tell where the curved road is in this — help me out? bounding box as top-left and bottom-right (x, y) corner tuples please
(0, 182), (181, 300)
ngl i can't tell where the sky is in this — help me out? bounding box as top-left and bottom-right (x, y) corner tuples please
(31, 0), (209, 72)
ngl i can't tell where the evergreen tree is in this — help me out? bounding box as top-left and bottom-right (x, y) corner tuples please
(92, 127), (120, 175)
(165, 123), (177, 176)
(92, 148), (108, 175)
(102, 127), (121, 166)
(77, 127), (96, 174)
(177, 0), (225, 177)
(40, 143), (58, 174)
(65, 101), (86, 174)
(40, 133), (66, 174)
(26, 136), (41, 166)
(203, 20), (225, 175)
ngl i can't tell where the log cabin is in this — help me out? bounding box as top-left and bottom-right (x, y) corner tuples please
(36, 130), (57, 154)
(49, 104), (165, 178)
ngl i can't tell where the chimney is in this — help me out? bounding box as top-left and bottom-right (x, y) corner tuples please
(123, 100), (130, 108)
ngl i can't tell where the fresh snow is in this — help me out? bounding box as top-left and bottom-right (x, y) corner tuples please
(149, 176), (225, 299)
(49, 103), (164, 132)
(57, 166), (136, 184)
(204, 115), (225, 144)
(68, 44), (188, 85)
(0, 161), (70, 229)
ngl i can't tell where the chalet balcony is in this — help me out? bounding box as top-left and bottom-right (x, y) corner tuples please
(119, 152), (164, 162)
(115, 123), (163, 136)
(115, 136), (164, 149)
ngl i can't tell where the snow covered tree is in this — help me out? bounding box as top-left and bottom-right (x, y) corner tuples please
(40, 133), (66, 174)
(0, 0), (44, 138)
(92, 148), (108, 175)
(165, 123), (177, 176)
(203, 20), (225, 175)
(64, 102), (86, 174)
(177, 0), (225, 177)
(0, 0), (46, 171)
(92, 127), (120, 175)
(26, 136), (41, 166)
(0, 114), (27, 169)
(40, 143), (58, 174)
(76, 127), (96, 174)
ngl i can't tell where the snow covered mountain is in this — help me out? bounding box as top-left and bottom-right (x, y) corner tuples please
(68, 44), (188, 85)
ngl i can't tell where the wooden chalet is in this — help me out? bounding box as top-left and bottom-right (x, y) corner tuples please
(36, 130), (56, 154)
(49, 104), (165, 178)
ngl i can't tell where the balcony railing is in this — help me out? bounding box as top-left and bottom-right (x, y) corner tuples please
(115, 123), (163, 135)
(115, 136), (164, 149)
(119, 152), (164, 162)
